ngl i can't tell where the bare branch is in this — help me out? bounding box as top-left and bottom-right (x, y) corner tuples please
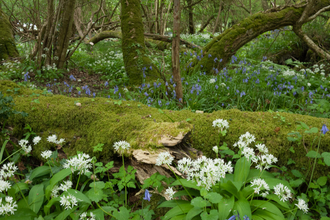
(306, 5), (330, 22)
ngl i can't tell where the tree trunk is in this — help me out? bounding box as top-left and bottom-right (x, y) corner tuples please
(187, 0), (194, 34)
(0, 9), (19, 61)
(190, 3), (330, 74)
(55, 0), (76, 69)
(172, 0), (183, 103)
(212, 1), (223, 34)
(121, 0), (160, 85)
(198, 15), (215, 33)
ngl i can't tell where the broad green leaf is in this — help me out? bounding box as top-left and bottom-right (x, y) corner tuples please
(291, 170), (303, 178)
(251, 200), (285, 218)
(290, 179), (304, 188)
(201, 210), (218, 220)
(54, 207), (77, 220)
(265, 194), (290, 209)
(317, 176), (327, 186)
(306, 151), (321, 158)
(29, 166), (51, 180)
(86, 188), (104, 202)
(204, 192), (222, 204)
(186, 207), (203, 220)
(67, 189), (91, 204)
(305, 127), (318, 134)
(112, 206), (130, 220)
(221, 180), (238, 198)
(247, 169), (273, 181)
(171, 178), (201, 190)
(163, 204), (194, 220)
(320, 217), (330, 220)
(234, 157), (250, 184)
(28, 184), (44, 214)
(8, 182), (29, 197)
(299, 122), (309, 130)
(233, 198), (252, 219)
(321, 152), (330, 166)
(0, 207), (36, 220)
(191, 197), (207, 208)
(89, 181), (105, 189)
(44, 197), (61, 215)
(253, 209), (285, 220)
(158, 200), (190, 208)
(171, 214), (186, 220)
(45, 168), (71, 199)
(309, 182), (319, 188)
(218, 196), (235, 220)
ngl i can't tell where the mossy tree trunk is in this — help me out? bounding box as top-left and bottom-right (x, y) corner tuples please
(0, 9), (19, 61)
(190, 2), (330, 74)
(120, 0), (160, 85)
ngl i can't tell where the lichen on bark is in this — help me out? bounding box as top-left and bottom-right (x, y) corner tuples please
(0, 9), (19, 61)
(120, 0), (160, 85)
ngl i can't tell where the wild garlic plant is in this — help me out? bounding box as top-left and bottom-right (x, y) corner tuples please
(156, 119), (317, 220)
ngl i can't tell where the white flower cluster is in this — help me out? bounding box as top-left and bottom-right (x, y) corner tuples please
(233, 132), (278, 171)
(177, 156), (233, 191)
(282, 69), (305, 79)
(0, 163), (18, 215)
(165, 187), (176, 200)
(41, 150), (53, 160)
(0, 196), (18, 215)
(51, 180), (73, 198)
(250, 178), (269, 197)
(60, 194), (77, 210)
(79, 212), (96, 220)
(212, 119), (229, 131)
(209, 78), (216, 84)
(273, 183), (292, 202)
(18, 139), (32, 154)
(63, 153), (92, 175)
(0, 162), (18, 180)
(295, 198), (309, 213)
(156, 152), (174, 166)
(47, 134), (65, 145)
(113, 141), (131, 153)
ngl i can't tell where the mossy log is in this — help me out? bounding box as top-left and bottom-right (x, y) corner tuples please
(88, 31), (201, 50)
(1, 80), (330, 181)
(190, 3), (330, 74)
(0, 9), (19, 61)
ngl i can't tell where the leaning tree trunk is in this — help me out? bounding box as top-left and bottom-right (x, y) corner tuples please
(121, 0), (160, 85)
(0, 9), (19, 61)
(189, 3), (330, 74)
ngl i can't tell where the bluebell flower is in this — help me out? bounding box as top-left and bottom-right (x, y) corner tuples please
(93, 93), (96, 97)
(321, 124), (329, 134)
(114, 86), (118, 94)
(185, 82), (188, 85)
(86, 88), (91, 96)
(24, 72), (30, 81)
(69, 74), (76, 81)
(293, 91), (296, 96)
(108, 95), (110, 98)
(240, 91), (246, 97)
(144, 92), (148, 96)
(78, 91), (81, 95)
(154, 82), (157, 88)
(184, 52), (187, 55)
(147, 84), (150, 88)
(220, 58), (223, 62)
(119, 93), (122, 99)
(301, 86), (304, 91)
(173, 84), (176, 88)
(256, 78), (259, 84)
(214, 57), (218, 62)
(104, 81), (108, 87)
(158, 100), (162, 106)
(150, 66), (152, 70)
(320, 85), (324, 89)
(215, 85), (218, 89)
(166, 102), (170, 105)
(208, 54), (212, 58)
(143, 189), (151, 201)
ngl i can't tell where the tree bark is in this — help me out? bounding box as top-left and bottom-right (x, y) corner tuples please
(0, 8), (19, 61)
(120, 0), (160, 85)
(55, 0), (76, 69)
(190, 3), (330, 74)
(187, 0), (195, 34)
(213, 1), (223, 34)
(172, 0), (183, 103)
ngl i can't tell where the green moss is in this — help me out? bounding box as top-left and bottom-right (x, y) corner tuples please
(1, 80), (330, 179)
(120, 0), (160, 85)
(0, 9), (19, 60)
